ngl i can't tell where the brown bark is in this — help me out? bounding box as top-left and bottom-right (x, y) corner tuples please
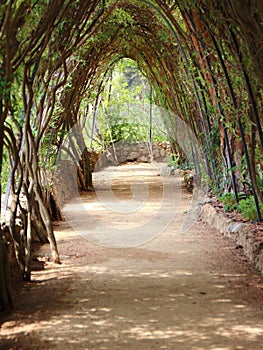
(0, 235), (13, 312)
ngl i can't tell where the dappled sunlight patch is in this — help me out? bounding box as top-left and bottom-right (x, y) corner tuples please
(232, 325), (263, 338)
(3, 308), (263, 349)
(3, 258), (263, 350)
(213, 284), (227, 289)
(234, 304), (246, 309)
(214, 324), (263, 341)
(82, 264), (195, 279)
(122, 325), (180, 339)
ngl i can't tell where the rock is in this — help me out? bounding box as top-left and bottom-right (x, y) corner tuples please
(201, 203), (263, 275)
(184, 171), (194, 192)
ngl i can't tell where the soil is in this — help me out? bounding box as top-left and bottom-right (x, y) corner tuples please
(1, 163), (263, 350)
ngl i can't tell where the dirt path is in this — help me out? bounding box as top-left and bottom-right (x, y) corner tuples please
(1, 163), (263, 350)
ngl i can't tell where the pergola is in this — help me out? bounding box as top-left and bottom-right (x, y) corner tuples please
(0, 0), (262, 294)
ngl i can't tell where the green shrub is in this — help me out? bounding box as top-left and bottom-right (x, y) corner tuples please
(237, 196), (263, 221)
(218, 192), (237, 212)
(1, 152), (10, 193)
(168, 153), (193, 170)
(102, 121), (148, 147)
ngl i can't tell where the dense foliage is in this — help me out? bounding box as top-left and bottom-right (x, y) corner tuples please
(84, 58), (168, 150)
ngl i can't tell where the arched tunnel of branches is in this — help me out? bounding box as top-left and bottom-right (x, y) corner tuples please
(0, 1), (263, 311)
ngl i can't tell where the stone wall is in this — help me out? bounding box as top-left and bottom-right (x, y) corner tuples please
(94, 142), (170, 171)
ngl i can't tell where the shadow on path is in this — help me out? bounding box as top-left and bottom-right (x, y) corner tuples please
(1, 164), (263, 350)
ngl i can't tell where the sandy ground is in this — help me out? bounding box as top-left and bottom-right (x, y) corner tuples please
(0, 163), (263, 350)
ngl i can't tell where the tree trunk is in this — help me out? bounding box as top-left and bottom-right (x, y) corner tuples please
(0, 236), (13, 312)
(81, 147), (94, 191)
(9, 193), (25, 275)
(34, 185), (60, 264)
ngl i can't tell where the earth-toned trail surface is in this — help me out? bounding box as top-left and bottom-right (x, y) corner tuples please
(1, 163), (263, 350)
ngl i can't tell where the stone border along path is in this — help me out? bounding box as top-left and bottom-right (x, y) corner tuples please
(200, 202), (263, 275)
